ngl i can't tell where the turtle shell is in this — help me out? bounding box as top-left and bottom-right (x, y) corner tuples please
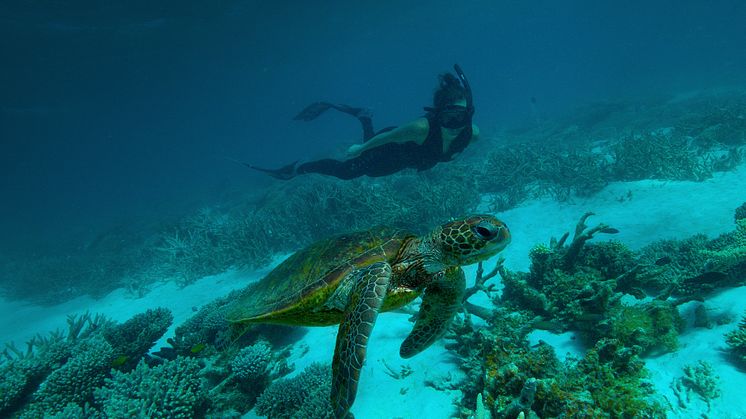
(227, 226), (412, 326)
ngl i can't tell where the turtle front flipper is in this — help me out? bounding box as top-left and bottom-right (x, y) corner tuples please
(332, 262), (392, 419)
(400, 266), (465, 358)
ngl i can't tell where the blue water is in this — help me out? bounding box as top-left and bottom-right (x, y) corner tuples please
(2, 1), (746, 418)
(2, 0), (745, 247)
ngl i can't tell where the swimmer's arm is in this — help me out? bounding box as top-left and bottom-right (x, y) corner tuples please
(347, 118), (429, 156)
(471, 124), (480, 140)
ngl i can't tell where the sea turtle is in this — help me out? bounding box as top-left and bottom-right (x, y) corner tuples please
(227, 214), (511, 418)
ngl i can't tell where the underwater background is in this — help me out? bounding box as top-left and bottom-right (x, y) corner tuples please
(2, 1), (746, 418)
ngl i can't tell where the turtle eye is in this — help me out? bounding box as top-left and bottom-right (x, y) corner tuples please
(472, 221), (498, 240)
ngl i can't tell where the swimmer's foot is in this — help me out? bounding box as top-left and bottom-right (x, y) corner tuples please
(247, 161), (299, 180)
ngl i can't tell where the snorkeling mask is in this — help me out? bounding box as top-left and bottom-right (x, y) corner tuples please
(439, 104), (470, 129)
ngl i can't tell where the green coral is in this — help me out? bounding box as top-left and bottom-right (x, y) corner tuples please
(23, 337), (114, 416)
(501, 215), (638, 337)
(254, 363), (333, 419)
(230, 340), (272, 382)
(635, 234), (711, 292)
(611, 130), (713, 181)
(725, 311), (746, 364)
(170, 294), (234, 356)
(701, 218), (746, 272)
(95, 357), (207, 418)
(467, 309), (665, 418)
(735, 202), (746, 222)
(605, 301), (683, 353)
(569, 339), (665, 417)
(103, 307), (173, 370)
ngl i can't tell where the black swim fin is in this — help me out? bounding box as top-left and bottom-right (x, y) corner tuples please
(294, 102), (370, 121)
(246, 160), (299, 180)
(293, 102), (334, 121)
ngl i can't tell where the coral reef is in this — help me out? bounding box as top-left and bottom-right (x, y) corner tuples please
(167, 294), (235, 357)
(735, 202), (746, 222)
(103, 307), (173, 370)
(4, 92), (745, 303)
(22, 337), (114, 417)
(497, 212), (678, 345)
(94, 357), (207, 418)
(230, 340), (272, 382)
(450, 308), (665, 418)
(0, 310), (180, 418)
(605, 301), (683, 353)
(701, 218), (746, 274)
(725, 311), (746, 364)
(671, 361), (721, 410)
(611, 130), (713, 181)
(254, 362), (334, 419)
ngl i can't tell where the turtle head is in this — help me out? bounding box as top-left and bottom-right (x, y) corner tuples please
(432, 214), (511, 266)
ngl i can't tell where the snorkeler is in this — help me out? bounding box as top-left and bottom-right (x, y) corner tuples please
(246, 64), (479, 180)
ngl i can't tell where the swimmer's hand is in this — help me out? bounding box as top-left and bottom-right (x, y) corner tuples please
(347, 144), (364, 157)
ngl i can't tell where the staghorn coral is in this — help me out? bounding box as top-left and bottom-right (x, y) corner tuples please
(612, 130), (713, 181)
(254, 362), (333, 419)
(95, 357), (207, 418)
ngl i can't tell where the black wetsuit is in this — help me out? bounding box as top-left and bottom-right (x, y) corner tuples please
(296, 115), (472, 180)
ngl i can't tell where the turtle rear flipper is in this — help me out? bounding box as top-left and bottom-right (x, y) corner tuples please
(332, 262), (391, 419)
(400, 267), (465, 358)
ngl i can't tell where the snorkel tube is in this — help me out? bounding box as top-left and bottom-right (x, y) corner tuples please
(453, 64), (474, 117)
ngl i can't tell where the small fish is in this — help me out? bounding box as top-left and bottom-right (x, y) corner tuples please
(600, 227), (619, 234)
(111, 355), (129, 367)
(190, 343), (207, 354)
(654, 256), (672, 266)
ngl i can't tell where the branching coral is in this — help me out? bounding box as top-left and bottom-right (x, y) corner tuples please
(95, 357), (207, 418)
(671, 360), (721, 410)
(500, 213), (636, 334)
(701, 218), (746, 273)
(103, 307), (173, 370)
(451, 308), (665, 418)
(24, 337), (114, 416)
(725, 311), (746, 364)
(254, 362), (333, 419)
(612, 130), (713, 181)
(169, 294), (235, 356)
(230, 340), (272, 382)
(605, 301), (683, 353)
